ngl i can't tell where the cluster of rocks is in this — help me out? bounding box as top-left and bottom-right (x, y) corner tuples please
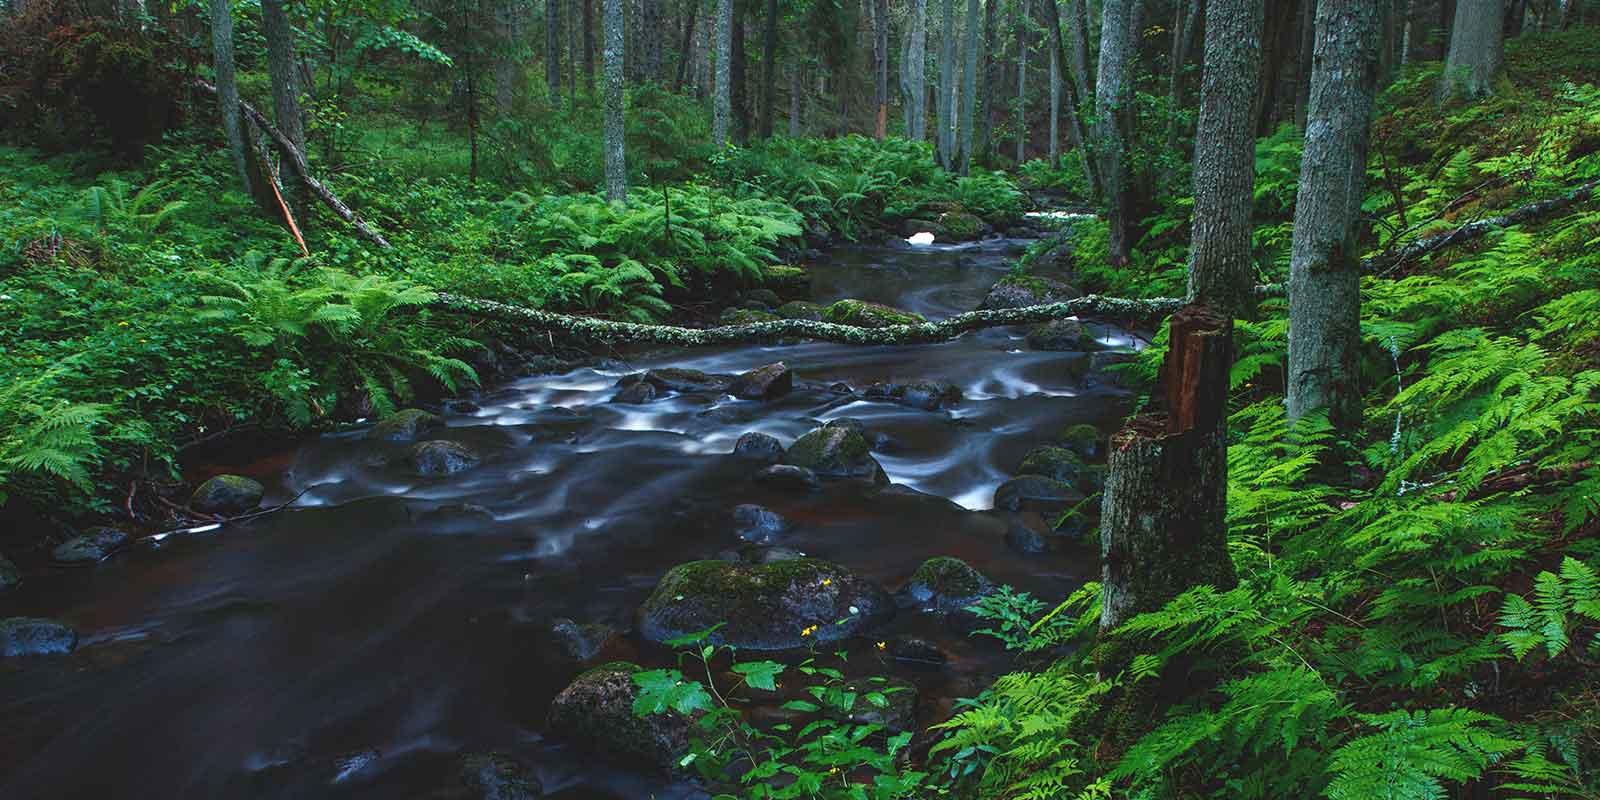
(997, 423), (1109, 554)
(614, 363), (794, 405)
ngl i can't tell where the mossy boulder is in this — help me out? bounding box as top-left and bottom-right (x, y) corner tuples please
(720, 307), (781, 325)
(190, 474), (264, 515)
(407, 440), (482, 476)
(1016, 445), (1103, 494)
(543, 618), (622, 663)
(936, 210), (990, 240)
(894, 557), (994, 612)
(743, 288), (782, 308)
(547, 662), (691, 770)
(980, 273), (1080, 310)
(1026, 319), (1101, 351)
(369, 408), (445, 441)
(457, 752), (543, 799)
(638, 367), (731, 394)
(732, 431), (785, 463)
(728, 362), (793, 400)
(638, 559), (894, 650)
(782, 424), (888, 484)
(994, 475), (1083, 512)
(1058, 423), (1104, 461)
(756, 464), (822, 491)
(776, 301), (824, 321)
(1, 617), (78, 657)
(51, 527), (129, 564)
(732, 504), (790, 543)
(822, 299), (928, 328)
(764, 265), (811, 297)
(613, 381), (658, 404)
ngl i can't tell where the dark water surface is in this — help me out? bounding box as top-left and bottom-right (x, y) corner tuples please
(1, 238), (1137, 799)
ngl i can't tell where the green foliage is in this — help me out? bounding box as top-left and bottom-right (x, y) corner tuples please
(1498, 558), (1600, 661)
(1325, 709), (1520, 800)
(967, 584), (1100, 653)
(0, 367), (106, 506)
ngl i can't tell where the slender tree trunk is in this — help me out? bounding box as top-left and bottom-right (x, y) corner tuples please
(676, 0), (699, 89)
(1043, 0), (1097, 193)
(1162, 0), (1202, 158)
(1379, 0), (1401, 86)
(1093, 0), (1139, 266)
(874, 0), (890, 138)
(1187, 0), (1263, 319)
(1287, 0), (1380, 432)
(789, 63), (803, 135)
(466, 1), (480, 183)
(567, 0), (579, 105)
(908, 0), (929, 140)
(211, 0), (251, 195)
(644, 0), (663, 79)
(1048, 0), (1060, 166)
(1439, 0), (1504, 99)
(758, 0), (779, 137)
(1100, 305), (1237, 638)
(714, 0), (732, 146)
(958, 0), (979, 174)
(1016, 0), (1030, 164)
(604, 0), (627, 201)
(584, 0), (596, 92)
(547, 0), (563, 101)
(494, 0), (519, 111)
(977, 0), (999, 163)
(937, 0), (957, 167)
(1295, 0), (1315, 127)
(260, 0), (306, 217)
(732, 1), (748, 141)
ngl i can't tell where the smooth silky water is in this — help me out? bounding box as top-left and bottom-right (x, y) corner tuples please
(0, 237), (1139, 798)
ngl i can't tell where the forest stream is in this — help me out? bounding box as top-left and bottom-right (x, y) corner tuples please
(0, 235), (1140, 799)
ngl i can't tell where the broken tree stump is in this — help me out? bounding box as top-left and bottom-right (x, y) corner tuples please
(1099, 305), (1238, 650)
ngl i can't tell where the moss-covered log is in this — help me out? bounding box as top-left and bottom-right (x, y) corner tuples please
(431, 291), (1186, 346)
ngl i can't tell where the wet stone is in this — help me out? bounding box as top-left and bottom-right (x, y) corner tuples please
(776, 301), (824, 321)
(994, 475), (1083, 513)
(639, 559), (894, 650)
(458, 752), (543, 799)
(52, 527), (129, 564)
(755, 464), (821, 491)
(1026, 318), (1101, 352)
(612, 381), (658, 404)
(368, 408), (446, 441)
(888, 635), (949, 666)
(407, 440), (482, 476)
(731, 432), (785, 463)
(864, 381), (963, 411)
(728, 362), (793, 400)
(642, 368), (731, 394)
(190, 474), (265, 515)
(783, 425), (889, 485)
(1, 617), (78, 657)
(980, 274), (1080, 310)
(0, 553), (18, 590)
(1005, 521), (1051, 555)
(547, 662), (691, 771)
(544, 618), (621, 663)
(894, 556), (994, 613)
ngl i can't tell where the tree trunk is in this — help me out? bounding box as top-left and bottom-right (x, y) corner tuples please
(260, 0), (305, 217)
(1042, 0), (1098, 193)
(494, 0), (519, 111)
(604, 0), (627, 201)
(977, 0), (999, 164)
(584, 0), (596, 93)
(957, 0), (979, 174)
(732, 2), (748, 142)
(675, 0), (698, 90)
(1295, 0), (1314, 127)
(937, 0), (957, 167)
(1287, 0), (1380, 432)
(1048, 0), (1060, 166)
(1093, 0), (1139, 266)
(1187, 0), (1263, 319)
(874, 0), (890, 138)
(1440, 0), (1504, 99)
(789, 63), (803, 135)
(567, 0), (579, 105)
(1162, 0), (1203, 168)
(1015, 0), (1030, 164)
(211, 0), (251, 195)
(547, 0), (563, 102)
(643, 0), (663, 79)
(713, 0), (732, 146)
(759, 0), (779, 137)
(907, 0), (929, 140)
(1100, 305), (1237, 637)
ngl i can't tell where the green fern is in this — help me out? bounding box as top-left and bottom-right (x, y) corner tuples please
(1325, 708), (1521, 800)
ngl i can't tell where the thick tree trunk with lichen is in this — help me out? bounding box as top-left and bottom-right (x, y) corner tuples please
(1093, 0), (1139, 266)
(958, 0), (980, 174)
(604, 0), (627, 202)
(1185, 0), (1264, 319)
(937, 0), (958, 167)
(906, 0), (929, 140)
(713, 0), (732, 147)
(1287, 0), (1379, 432)
(211, 0), (250, 196)
(1099, 306), (1237, 645)
(1439, 0), (1504, 99)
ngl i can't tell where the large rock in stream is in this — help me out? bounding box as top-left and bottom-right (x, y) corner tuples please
(781, 422), (888, 485)
(368, 409), (445, 441)
(638, 559), (894, 650)
(547, 662), (692, 771)
(980, 274), (1080, 310)
(1, 617), (78, 657)
(51, 527), (129, 564)
(190, 474), (265, 515)
(822, 299), (928, 328)
(728, 362), (793, 400)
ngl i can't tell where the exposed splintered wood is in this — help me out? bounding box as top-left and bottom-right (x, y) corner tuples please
(432, 292), (1184, 345)
(193, 80), (393, 250)
(1100, 305), (1237, 662)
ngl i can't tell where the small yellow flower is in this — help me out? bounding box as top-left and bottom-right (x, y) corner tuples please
(117, 321), (129, 326)
(820, 578), (832, 586)
(875, 641), (887, 650)
(800, 624), (818, 637)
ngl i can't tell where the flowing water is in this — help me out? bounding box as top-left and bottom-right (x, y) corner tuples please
(1, 237), (1139, 799)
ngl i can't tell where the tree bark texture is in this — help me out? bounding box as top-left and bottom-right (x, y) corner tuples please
(759, 0), (779, 137)
(713, 0), (732, 147)
(1093, 0), (1139, 266)
(260, 0), (306, 216)
(1016, 0), (1030, 164)
(874, 0), (891, 138)
(908, 0), (929, 140)
(547, 0), (563, 102)
(211, 0), (251, 195)
(1440, 0), (1504, 99)
(1048, 0), (1060, 166)
(1100, 305), (1237, 637)
(584, 0), (596, 92)
(1287, 0), (1379, 432)
(937, 0), (958, 167)
(604, 0), (627, 201)
(958, 0), (980, 174)
(1186, 0), (1264, 319)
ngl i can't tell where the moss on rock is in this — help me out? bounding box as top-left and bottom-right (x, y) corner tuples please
(822, 299), (928, 328)
(547, 662), (690, 770)
(369, 408), (445, 442)
(638, 559), (893, 650)
(782, 424), (887, 484)
(190, 475), (265, 514)
(895, 557), (994, 612)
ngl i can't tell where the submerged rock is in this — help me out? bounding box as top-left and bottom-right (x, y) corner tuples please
(612, 381), (658, 404)
(1005, 521), (1051, 555)
(407, 440), (482, 476)
(728, 362), (793, 400)
(755, 464), (821, 491)
(1016, 446), (1103, 494)
(864, 381), (963, 411)
(190, 474), (265, 515)
(980, 273), (1080, 310)
(0, 553), (18, 590)
(458, 752), (543, 799)
(826, 678), (919, 732)
(369, 409), (445, 441)
(720, 544), (807, 565)
(782, 425), (888, 485)
(763, 265), (811, 297)
(731, 432), (785, 463)
(544, 618), (622, 663)
(743, 288), (782, 309)
(638, 559), (893, 650)
(895, 557), (994, 613)
(1, 617), (78, 657)
(641, 368), (731, 394)
(1025, 318), (1100, 351)
(52, 527), (129, 564)
(822, 299), (928, 328)
(547, 662), (691, 770)
(888, 635), (948, 666)
(732, 504), (790, 544)
(994, 475), (1083, 512)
